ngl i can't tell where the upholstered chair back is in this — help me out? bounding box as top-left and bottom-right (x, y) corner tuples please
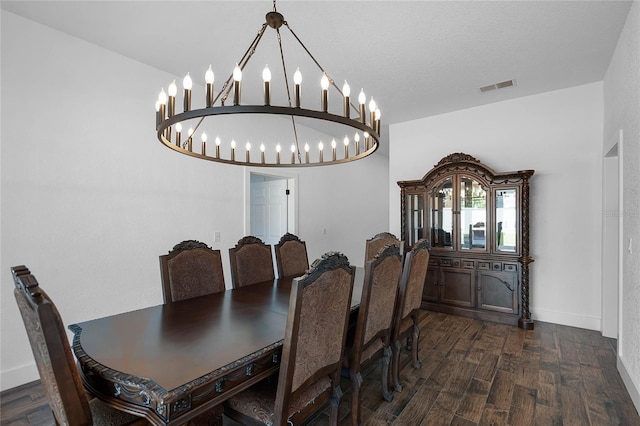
(274, 233), (309, 278)
(364, 232), (402, 263)
(160, 240), (226, 303)
(229, 236), (275, 288)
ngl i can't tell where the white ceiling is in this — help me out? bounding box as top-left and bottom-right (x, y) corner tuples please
(1, 0), (632, 126)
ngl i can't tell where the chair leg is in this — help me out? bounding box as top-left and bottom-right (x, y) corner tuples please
(412, 321), (421, 369)
(381, 346), (394, 402)
(328, 385), (343, 426)
(392, 338), (403, 392)
(350, 370), (364, 426)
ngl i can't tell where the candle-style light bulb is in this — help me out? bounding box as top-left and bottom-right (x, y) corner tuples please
(343, 135), (349, 158)
(245, 142), (251, 163)
(233, 64), (243, 82)
(183, 73), (192, 112)
(276, 143), (281, 164)
(167, 80), (177, 117)
(342, 81), (351, 118)
(183, 73), (193, 90)
(233, 64), (242, 105)
(215, 136), (221, 158)
(320, 73), (329, 112)
(175, 123), (182, 132)
(331, 138), (337, 161)
(342, 81), (351, 97)
(168, 80), (177, 97)
(262, 64), (271, 105)
(205, 65), (215, 107)
(354, 132), (361, 155)
(294, 67), (302, 107)
(260, 143), (266, 164)
(364, 131), (370, 150)
(205, 65), (215, 84)
(262, 65), (271, 82)
(368, 97), (377, 128)
(201, 132), (208, 156)
(158, 88), (167, 105)
(358, 89), (366, 123)
(304, 142), (310, 163)
(321, 74), (330, 90)
(291, 143), (296, 164)
(375, 108), (381, 135)
(231, 139), (236, 161)
(318, 141), (324, 163)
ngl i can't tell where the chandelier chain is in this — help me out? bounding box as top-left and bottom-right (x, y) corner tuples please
(283, 22), (360, 115)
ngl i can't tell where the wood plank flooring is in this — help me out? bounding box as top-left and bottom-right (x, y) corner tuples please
(2, 311), (639, 425)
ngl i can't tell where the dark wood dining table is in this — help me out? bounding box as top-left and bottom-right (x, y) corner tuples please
(69, 270), (363, 426)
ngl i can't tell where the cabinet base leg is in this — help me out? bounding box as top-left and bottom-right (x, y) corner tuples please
(518, 318), (534, 330)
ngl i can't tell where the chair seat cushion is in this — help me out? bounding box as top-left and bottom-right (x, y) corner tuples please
(224, 376), (331, 425)
(89, 398), (148, 425)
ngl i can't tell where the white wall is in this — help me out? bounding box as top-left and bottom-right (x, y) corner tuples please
(0, 12), (389, 390)
(389, 82), (604, 330)
(603, 0), (640, 412)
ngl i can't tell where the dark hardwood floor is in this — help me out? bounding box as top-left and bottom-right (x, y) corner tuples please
(2, 311), (639, 425)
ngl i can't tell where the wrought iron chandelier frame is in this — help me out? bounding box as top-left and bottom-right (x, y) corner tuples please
(155, 1), (381, 167)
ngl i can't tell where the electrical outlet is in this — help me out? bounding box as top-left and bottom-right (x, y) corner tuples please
(214, 231), (221, 242)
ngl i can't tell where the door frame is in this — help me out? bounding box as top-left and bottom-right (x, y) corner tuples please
(244, 168), (299, 238)
(601, 129), (623, 340)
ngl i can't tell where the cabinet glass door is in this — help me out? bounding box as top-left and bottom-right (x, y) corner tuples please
(460, 176), (487, 250)
(429, 177), (453, 248)
(406, 193), (424, 248)
(495, 188), (517, 252)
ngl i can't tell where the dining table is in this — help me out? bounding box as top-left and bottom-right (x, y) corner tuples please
(69, 269), (364, 425)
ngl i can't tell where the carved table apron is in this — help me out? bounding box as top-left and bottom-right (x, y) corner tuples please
(70, 274), (363, 425)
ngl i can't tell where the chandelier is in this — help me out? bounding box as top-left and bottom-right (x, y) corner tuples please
(154, 1), (381, 167)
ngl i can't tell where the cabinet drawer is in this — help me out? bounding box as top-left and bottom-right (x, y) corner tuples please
(440, 258), (453, 267)
(503, 263), (518, 272)
(462, 260), (475, 269)
(478, 261), (491, 270)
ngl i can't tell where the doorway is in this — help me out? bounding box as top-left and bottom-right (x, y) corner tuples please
(247, 171), (297, 246)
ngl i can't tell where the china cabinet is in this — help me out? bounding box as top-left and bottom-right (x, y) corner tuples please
(398, 153), (535, 329)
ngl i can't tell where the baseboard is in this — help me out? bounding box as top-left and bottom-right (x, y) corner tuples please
(531, 307), (601, 331)
(618, 354), (640, 416)
(0, 363), (39, 392)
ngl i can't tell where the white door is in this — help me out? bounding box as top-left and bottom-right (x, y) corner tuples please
(250, 176), (288, 246)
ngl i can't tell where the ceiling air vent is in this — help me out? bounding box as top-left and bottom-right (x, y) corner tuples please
(479, 79), (515, 93)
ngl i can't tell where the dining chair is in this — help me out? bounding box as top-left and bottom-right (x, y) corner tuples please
(228, 236), (275, 289)
(11, 265), (148, 426)
(391, 239), (431, 392)
(364, 232), (403, 262)
(344, 243), (403, 426)
(223, 251), (355, 426)
(159, 240), (226, 303)
(274, 232), (309, 278)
